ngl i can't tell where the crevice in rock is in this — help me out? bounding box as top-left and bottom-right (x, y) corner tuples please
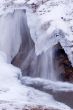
(54, 42), (73, 82)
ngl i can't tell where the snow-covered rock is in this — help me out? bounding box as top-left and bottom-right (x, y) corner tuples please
(0, 0), (73, 109)
(0, 8), (24, 62)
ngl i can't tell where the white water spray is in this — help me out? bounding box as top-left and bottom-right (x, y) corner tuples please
(36, 47), (57, 81)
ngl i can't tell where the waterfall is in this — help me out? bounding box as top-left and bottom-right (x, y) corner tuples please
(35, 47), (57, 81)
(8, 9), (58, 81)
(18, 45), (58, 81)
(48, 47), (57, 81)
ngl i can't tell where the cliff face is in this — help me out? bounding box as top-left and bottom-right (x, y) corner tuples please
(25, 0), (73, 82)
(54, 43), (73, 82)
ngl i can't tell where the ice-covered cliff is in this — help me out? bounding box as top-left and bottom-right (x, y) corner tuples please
(0, 0), (73, 110)
(25, 0), (73, 67)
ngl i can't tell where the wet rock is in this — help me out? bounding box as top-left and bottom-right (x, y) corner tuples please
(54, 43), (73, 82)
(54, 91), (73, 109)
(22, 105), (60, 110)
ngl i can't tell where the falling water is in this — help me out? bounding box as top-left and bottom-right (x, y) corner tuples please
(8, 9), (58, 81)
(19, 46), (58, 81)
(36, 47), (57, 81)
(47, 47), (57, 81)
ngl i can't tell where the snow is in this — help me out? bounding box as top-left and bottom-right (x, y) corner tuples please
(27, 0), (37, 4)
(14, 0), (26, 4)
(0, 0), (72, 109)
(0, 51), (71, 110)
(0, 7), (26, 62)
(22, 76), (73, 91)
(24, 0), (73, 66)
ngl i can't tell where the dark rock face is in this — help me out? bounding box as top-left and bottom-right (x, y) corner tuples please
(54, 43), (73, 82)
(11, 10), (35, 76)
(54, 91), (73, 109)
